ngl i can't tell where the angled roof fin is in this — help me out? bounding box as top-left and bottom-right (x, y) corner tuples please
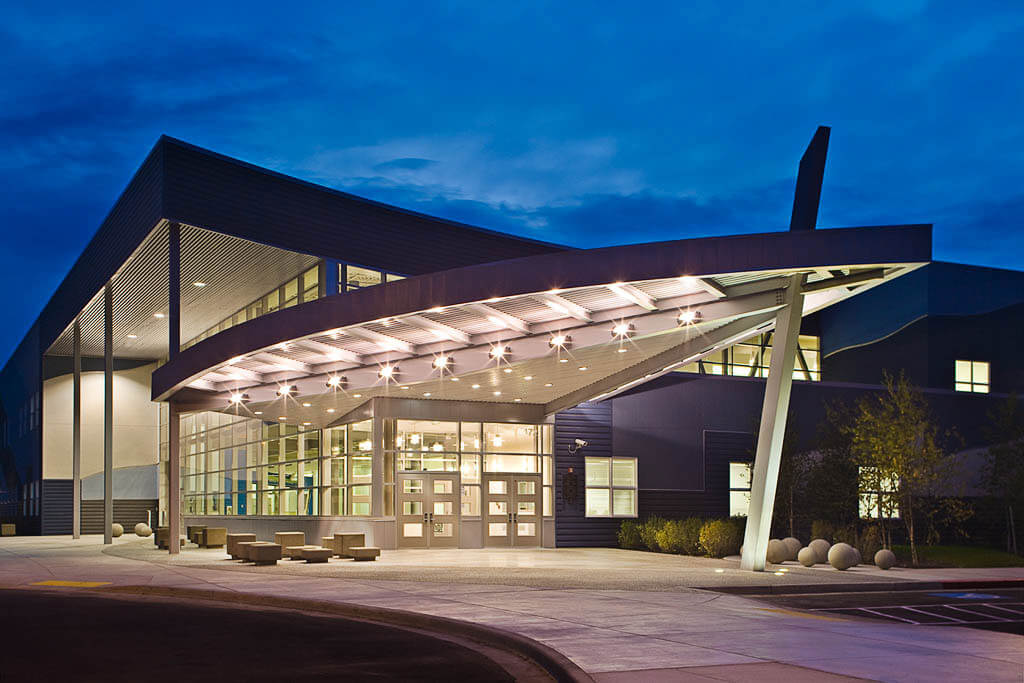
(789, 126), (830, 231)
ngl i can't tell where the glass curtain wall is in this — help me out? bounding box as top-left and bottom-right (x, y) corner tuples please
(323, 420), (374, 516)
(384, 420), (554, 520)
(679, 333), (820, 380)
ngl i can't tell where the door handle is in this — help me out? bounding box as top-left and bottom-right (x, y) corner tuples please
(423, 512), (429, 524)
(507, 512), (513, 523)
(429, 512), (434, 523)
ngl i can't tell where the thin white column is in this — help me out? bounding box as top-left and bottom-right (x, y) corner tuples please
(740, 274), (805, 571)
(103, 282), (113, 545)
(72, 318), (81, 539)
(370, 415), (384, 517)
(168, 401), (180, 555)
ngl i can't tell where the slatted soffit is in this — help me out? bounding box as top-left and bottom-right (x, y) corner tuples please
(46, 221), (319, 359)
(180, 262), (921, 424)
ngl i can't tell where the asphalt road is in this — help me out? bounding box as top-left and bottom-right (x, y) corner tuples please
(0, 589), (515, 682)
(757, 587), (1024, 635)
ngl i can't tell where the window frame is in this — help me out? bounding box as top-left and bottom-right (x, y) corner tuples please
(954, 360), (990, 393)
(584, 456), (638, 518)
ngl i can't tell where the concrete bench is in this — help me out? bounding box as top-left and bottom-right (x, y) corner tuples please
(284, 544), (321, 560)
(199, 527), (227, 548)
(237, 541), (273, 561)
(250, 543), (283, 566)
(320, 536), (338, 554)
(2, 523), (15, 536)
(349, 546), (381, 561)
(303, 548), (333, 563)
(187, 525), (207, 544)
(334, 533), (366, 558)
(227, 533), (257, 559)
(274, 532), (305, 550)
(156, 527), (185, 549)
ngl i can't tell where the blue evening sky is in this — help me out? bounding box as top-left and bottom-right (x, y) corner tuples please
(1, 2), (1023, 363)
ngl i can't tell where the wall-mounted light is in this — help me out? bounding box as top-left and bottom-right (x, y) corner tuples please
(678, 310), (702, 325)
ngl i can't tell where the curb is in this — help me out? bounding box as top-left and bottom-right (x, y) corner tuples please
(94, 585), (592, 683)
(704, 578), (1024, 595)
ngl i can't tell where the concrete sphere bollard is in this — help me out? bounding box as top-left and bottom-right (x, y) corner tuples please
(797, 546), (818, 567)
(111, 523), (124, 538)
(809, 538), (831, 564)
(782, 537), (802, 560)
(875, 548), (897, 570)
(851, 547), (862, 566)
(828, 542), (857, 570)
(766, 539), (789, 564)
(134, 523), (152, 538)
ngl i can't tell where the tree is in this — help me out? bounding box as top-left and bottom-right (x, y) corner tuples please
(846, 372), (958, 566)
(983, 394), (1024, 555)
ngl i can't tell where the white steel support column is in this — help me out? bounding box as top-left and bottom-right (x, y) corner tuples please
(72, 318), (81, 539)
(370, 416), (384, 517)
(103, 282), (114, 545)
(168, 402), (180, 555)
(740, 274), (805, 571)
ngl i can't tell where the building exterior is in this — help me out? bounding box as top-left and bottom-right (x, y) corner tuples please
(1, 130), (1015, 557)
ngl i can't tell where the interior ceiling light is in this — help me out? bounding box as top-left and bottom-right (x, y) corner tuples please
(611, 323), (635, 338)
(326, 408), (335, 413)
(277, 385), (297, 396)
(278, 416), (287, 421)
(429, 306), (445, 313)
(503, 368), (512, 374)
(254, 411), (263, 416)
(559, 358), (568, 364)
(378, 364), (398, 379)
(471, 384), (481, 389)
(432, 354), (453, 370)
(153, 313), (165, 319)
(193, 281), (207, 288)
(544, 383), (553, 387)
(579, 366), (588, 371)
(678, 310), (702, 325)
(524, 375), (533, 380)
(489, 345), (511, 360)
(228, 393), (250, 405)
(326, 375), (348, 389)
(400, 385), (409, 390)
(423, 392), (432, 397)
(229, 356), (244, 364)
(548, 334), (571, 349)
(127, 334), (138, 339)
(302, 402), (312, 408)
(352, 393), (362, 398)
(514, 398), (522, 402)
(493, 390), (502, 396)
(618, 348), (628, 353)
(451, 377), (460, 382)
(303, 421), (311, 426)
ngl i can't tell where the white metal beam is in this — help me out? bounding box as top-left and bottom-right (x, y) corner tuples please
(696, 277), (728, 298)
(740, 274), (806, 571)
(404, 314), (472, 345)
(466, 303), (531, 334)
(607, 283), (657, 311)
(299, 339), (363, 364)
(345, 326), (416, 354)
(217, 365), (264, 383)
(537, 292), (592, 322)
(253, 352), (312, 374)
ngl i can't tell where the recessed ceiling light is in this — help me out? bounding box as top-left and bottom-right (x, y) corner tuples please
(353, 393), (362, 398)
(302, 402), (311, 407)
(514, 398), (522, 402)
(423, 392), (432, 397)
(471, 384), (481, 389)
(617, 348), (628, 353)
(326, 408), (335, 413)
(524, 375), (533, 380)
(193, 282), (207, 288)
(303, 421), (311, 426)
(544, 383), (553, 387)
(450, 377), (460, 382)
(127, 334), (138, 339)
(278, 416), (287, 421)
(153, 313), (165, 319)
(578, 366), (588, 371)
(559, 358), (568, 363)
(401, 386), (409, 390)
(254, 411), (263, 415)
(493, 391), (502, 396)
(503, 368), (512, 374)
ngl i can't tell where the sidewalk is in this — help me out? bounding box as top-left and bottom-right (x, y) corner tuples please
(2, 536), (1022, 682)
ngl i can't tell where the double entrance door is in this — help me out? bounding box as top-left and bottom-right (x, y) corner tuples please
(483, 473), (542, 547)
(396, 472), (460, 548)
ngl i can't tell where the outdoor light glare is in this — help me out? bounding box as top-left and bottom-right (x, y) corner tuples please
(277, 385), (297, 396)
(325, 375), (347, 389)
(678, 310), (702, 324)
(493, 435), (503, 446)
(228, 393), (250, 405)
(611, 323), (634, 338)
(378, 364), (398, 379)
(548, 334), (571, 348)
(489, 345), (511, 359)
(433, 355), (452, 370)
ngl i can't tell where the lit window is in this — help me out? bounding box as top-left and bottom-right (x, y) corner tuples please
(729, 461), (752, 516)
(346, 265), (383, 291)
(858, 467), (899, 519)
(679, 334), (820, 381)
(954, 360), (989, 393)
(584, 457), (638, 517)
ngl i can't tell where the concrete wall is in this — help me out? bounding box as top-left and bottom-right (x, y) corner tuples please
(42, 363), (159, 494)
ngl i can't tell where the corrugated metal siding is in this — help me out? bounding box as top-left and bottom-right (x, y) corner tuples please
(81, 499), (157, 535)
(160, 138), (566, 277)
(553, 402), (620, 547)
(41, 479), (73, 534)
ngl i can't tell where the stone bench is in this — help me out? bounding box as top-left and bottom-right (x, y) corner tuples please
(250, 543), (283, 566)
(349, 546), (380, 561)
(199, 527), (227, 549)
(155, 527), (185, 549)
(227, 533), (257, 559)
(284, 545), (320, 560)
(334, 533), (366, 558)
(274, 532), (305, 551)
(321, 536), (338, 555)
(237, 541), (273, 561)
(303, 547), (333, 563)
(2, 523), (15, 536)
(187, 525), (207, 545)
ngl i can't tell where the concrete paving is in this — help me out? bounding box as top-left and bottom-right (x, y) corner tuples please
(2, 535), (1023, 682)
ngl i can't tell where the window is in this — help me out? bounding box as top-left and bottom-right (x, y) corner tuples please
(679, 333), (820, 381)
(345, 265), (383, 291)
(955, 360), (989, 393)
(584, 457), (637, 517)
(729, 461), (752, 516)
(858, 467), (899, 519)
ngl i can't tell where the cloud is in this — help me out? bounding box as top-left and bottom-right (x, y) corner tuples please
(372, 158), (438, 172)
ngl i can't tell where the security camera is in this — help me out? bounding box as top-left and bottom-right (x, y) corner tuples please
(575, 439), (588, 447)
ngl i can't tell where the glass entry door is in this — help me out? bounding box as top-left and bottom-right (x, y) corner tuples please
(483, 473), (542, 547)
(396, 472), (460, 548)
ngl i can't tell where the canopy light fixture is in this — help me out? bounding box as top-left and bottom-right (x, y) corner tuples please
(254, 411), (263, 415)
(432, 354), (453, 370)
(378, 364), (398, 380)
(277, 385), (297, 396)
(548, 334), (571, 349)
(302, 402), (312, 408)
(678, 310), (702, 325)
(489, 345), (511, 360)
(326, 408), (335, 413)
(153, 312), (165, 319)
(611, 322), (635, 338)
(228, 392), (250, 405)
(126, 334), (138, 339)
(193, 281), (207, 288)
(278, 416), (287, 421)
(325, 375), (348, 389)
(352, 393), (362, 398)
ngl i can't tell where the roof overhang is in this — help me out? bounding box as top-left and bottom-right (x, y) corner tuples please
(152, 224), (931, 424)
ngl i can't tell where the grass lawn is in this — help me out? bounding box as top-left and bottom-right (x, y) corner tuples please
(892, 544), (1024, 568)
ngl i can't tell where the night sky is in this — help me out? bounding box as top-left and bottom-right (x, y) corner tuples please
(2, 2), (1023, 364)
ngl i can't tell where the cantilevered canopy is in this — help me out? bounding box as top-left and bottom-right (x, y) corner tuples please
(152, 225), (931, 423)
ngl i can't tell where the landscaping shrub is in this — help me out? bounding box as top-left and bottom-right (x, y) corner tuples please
(617, 520), (643, 549)
(655, 518), (704, 554)
(833, 523), (859, 547)
(858, 525), (884, 562)
(700, 518), (742, 558)
(640, 516), (668, 551)
(810, 520), (834, 542)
